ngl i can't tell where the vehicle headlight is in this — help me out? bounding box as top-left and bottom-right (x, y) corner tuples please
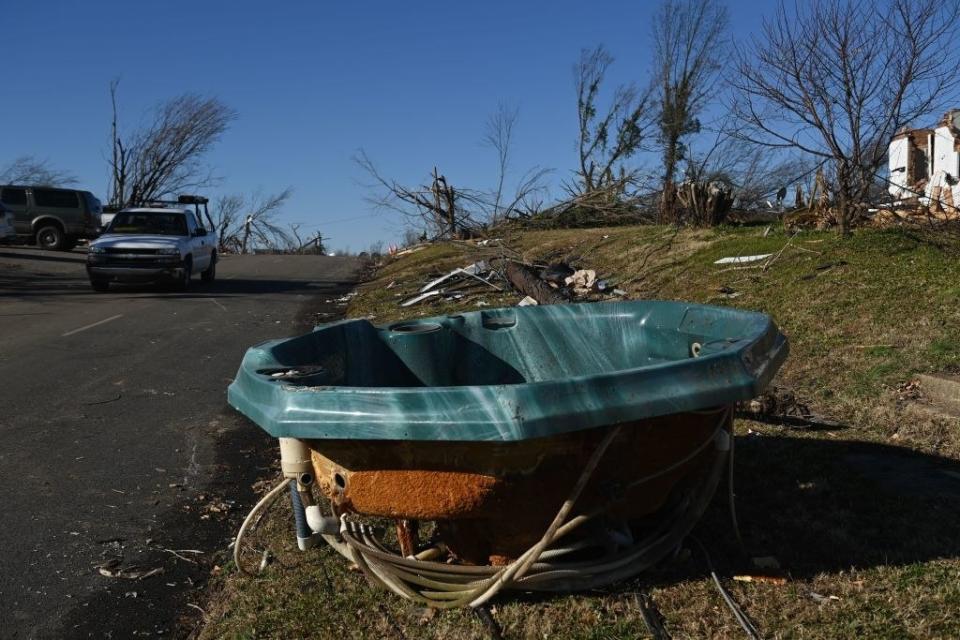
(88, 246), (105, 254)
(157, 247), (180, 256)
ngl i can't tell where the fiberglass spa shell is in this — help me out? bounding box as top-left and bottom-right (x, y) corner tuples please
(228, 301), (787, 562)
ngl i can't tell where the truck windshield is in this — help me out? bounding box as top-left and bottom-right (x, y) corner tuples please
(108, 212), (188, 236)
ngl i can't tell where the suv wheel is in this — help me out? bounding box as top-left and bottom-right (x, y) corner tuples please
(174, 258), (192, 292)
(201, 253), (217, 282)
(36, 225), (66, 251)
(90, 278), (110, 292)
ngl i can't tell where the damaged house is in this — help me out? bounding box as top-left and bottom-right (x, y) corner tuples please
(888, 110), (960, 214)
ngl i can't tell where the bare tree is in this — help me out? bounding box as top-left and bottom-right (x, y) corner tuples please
(108, 83), (236, 206)
(574, 45), (654, 194)
(732, 0), (960, 234)
(483, 103), (517, 225)
(212, 193), (245, 251)
(1, 156), (76, 187)
(652, 0), (729, 223)
(356, 106), (549, 238)
(212, 188), (293, 253)
(401, 227), (424, 247)
(108, 78), (128, 206)
(685, 125), (814, 211)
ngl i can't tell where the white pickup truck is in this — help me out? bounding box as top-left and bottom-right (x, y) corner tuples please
(86, 196), (218, 292)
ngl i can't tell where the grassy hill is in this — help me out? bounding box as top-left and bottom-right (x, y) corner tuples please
(200, 224), (960, 639)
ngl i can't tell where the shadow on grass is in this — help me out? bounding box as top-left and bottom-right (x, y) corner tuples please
(724, 434), (960, 577)
(508, 433), (960, 604)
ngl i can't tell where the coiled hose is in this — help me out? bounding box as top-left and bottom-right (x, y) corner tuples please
(233, 408), (737, 605)
(334, 407), (733, 608)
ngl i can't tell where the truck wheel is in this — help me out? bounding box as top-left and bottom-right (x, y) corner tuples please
(90, 278), (110, 292)
(36, 225), (66, 251)
(174, 259), (192, 292)
(201, 253), (217, 282)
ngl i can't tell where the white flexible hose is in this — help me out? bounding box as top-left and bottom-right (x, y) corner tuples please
(336, 408), (733, 608)
(233, 409), (734, 611)
(233, 478), (289, 575)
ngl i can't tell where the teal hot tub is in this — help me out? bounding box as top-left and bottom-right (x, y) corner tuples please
(228, 301), (788, 595)
(228, 300), (787, 442)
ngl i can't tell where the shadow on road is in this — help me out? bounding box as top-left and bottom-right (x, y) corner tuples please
(0, 249), (87, 265)
(0, 272), (358, 300)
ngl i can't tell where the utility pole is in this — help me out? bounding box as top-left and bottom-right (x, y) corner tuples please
(240, 214), (253, 254)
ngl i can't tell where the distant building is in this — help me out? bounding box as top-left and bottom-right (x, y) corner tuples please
(888, 110), (960, 198)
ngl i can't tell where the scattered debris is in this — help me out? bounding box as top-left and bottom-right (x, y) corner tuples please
(541, 262), (575, 286)
(517, 296), (538, 307)
(732, 574), (787, 586)
(564, 269), (597, 294)
(390, 245), (426, 257)
(635, 593), (671, 640)
(809, 592), (840, 604)
(501, 260), (567, 305)
(420, 261), (486, 293)
(474, 606), (504, 640)
(895, 379), (924, 403)
(160, 548), (202, 564)
(400, 290), (441, 307)
(97, 560), (164, 580)
(420, 261), (494, 293)
(739, 386), (841, 429)
(714, 254), (772, 265)
(400, 261), (503, 307)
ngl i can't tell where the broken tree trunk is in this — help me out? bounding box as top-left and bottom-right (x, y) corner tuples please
(501, 261), (567, 305)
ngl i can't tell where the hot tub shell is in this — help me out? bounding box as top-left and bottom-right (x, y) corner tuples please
(229, 301), (787, 564)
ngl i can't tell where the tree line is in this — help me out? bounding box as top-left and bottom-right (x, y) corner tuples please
(4, 0), (958, 246)
(2, 80), (298, 253)
(358, 0), (960, 238)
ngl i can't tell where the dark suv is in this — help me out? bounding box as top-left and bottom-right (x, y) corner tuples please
(0, 185), (102, 250)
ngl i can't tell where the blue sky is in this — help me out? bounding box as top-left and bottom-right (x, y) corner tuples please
(5, 0), (769, 250)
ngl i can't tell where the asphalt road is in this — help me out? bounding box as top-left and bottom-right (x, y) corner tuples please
(0, 247), (361, 639)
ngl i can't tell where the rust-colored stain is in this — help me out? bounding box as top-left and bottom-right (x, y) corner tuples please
(314, 463), (499, 519)
(309, 409), (729, 563)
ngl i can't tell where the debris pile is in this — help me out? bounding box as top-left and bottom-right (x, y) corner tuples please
(738, 386), (840, 429)
(399, 256), (625, 308)
(400, 260), (502, 307)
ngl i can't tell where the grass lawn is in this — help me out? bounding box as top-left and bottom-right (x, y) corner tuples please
(199, 224), (960, 639)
